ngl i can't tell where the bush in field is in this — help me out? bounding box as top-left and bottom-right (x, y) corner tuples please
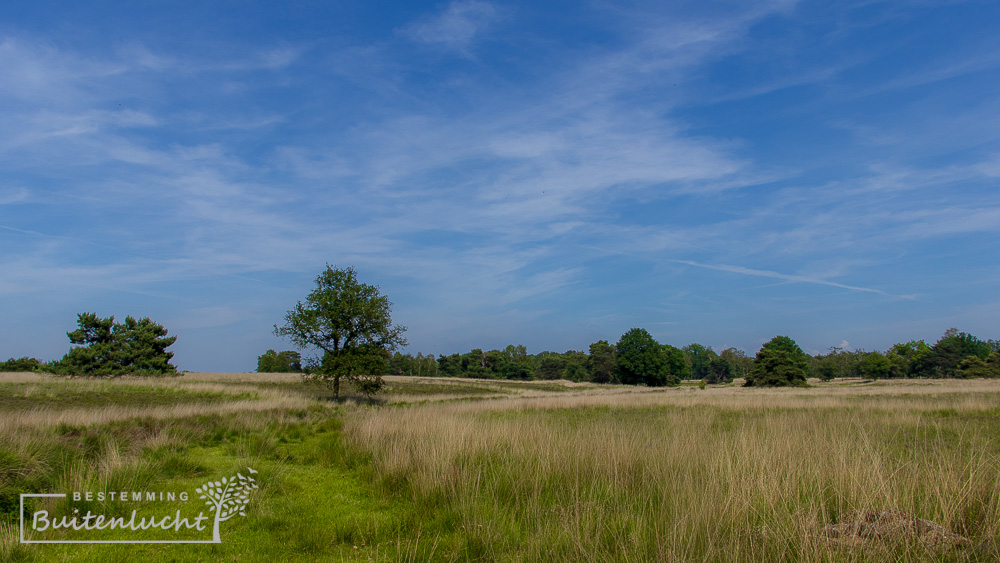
(47, 313), (177, 376)
(0, 357), (44, 372)
(745, 335), (809, 387)
(351, 373), (385, 398)
(257, 349), (302, 373)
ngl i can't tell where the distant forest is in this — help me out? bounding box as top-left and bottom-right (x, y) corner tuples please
(234, 328), (1000, 385)
(258, 327), (999, 384)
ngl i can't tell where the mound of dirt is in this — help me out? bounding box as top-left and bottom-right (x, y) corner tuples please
(822, 509), (971, 551)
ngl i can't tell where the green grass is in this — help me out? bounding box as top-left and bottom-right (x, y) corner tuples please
(222, 379), (348, 402)
(2, 407), (478, 562)
(0, 382), (254, 410)
(482, 380), (575, 392)
(382, 380), (509, 396)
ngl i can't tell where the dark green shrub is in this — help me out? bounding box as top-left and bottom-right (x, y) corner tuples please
(745, 336), (809, 387)
(0, 357), (43, 372)
(257, 349), (303, 373)
(46, 313), (177, 376)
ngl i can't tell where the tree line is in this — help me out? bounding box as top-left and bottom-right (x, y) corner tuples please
(382, 333), (753, 385)
(366, 327), (1000, 386)
(810, 329), (999, 380)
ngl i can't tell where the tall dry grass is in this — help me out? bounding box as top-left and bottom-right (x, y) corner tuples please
(343, 381), (1000, 561)
(0, 372), (314, 432)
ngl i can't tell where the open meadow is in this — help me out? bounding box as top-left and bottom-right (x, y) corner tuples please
(2, 373), (999, 561)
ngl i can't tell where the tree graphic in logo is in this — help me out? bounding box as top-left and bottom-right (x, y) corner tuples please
(195, 467), (259, 543)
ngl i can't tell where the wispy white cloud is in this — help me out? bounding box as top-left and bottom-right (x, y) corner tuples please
(0, 187), (30, 205)
(114, 41), (175, 71)
(0, 38), (124, 106)
(856, 49), (1000, 98)
(892, 206), (1000, 238)
(400, 0), (500, 53)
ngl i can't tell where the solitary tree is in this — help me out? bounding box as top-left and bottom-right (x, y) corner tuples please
(274, 266), (407, 398)
(745, 335), (809, 387)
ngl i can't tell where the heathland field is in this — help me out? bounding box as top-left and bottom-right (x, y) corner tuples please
(2, 374), (1000, 562)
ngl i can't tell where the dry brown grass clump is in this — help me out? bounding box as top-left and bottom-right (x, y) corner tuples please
(821, 509), (971, 551)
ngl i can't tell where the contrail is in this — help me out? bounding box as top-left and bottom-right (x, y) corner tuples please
(670, 259), (916, 300)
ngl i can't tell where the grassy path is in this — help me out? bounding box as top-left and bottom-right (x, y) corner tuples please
(5, 407), (474, 562)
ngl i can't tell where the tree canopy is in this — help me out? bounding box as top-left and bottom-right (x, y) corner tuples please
(615, 328), (683, 387)
(745, 335), (809, 387)
(916, 329), (995, 377)
(274, 265), (406, 398)
(705, 356), (734, 384)
(0, 357), (44, 372)
(857, 351), (891, 380)
(257, 349), (302, 373)
(49, 313), (177, 376)
(683, 343), (716, 380)
(587, 340), (617, 384)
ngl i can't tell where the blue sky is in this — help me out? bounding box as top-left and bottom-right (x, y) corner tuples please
(1, 1), (998, 371)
